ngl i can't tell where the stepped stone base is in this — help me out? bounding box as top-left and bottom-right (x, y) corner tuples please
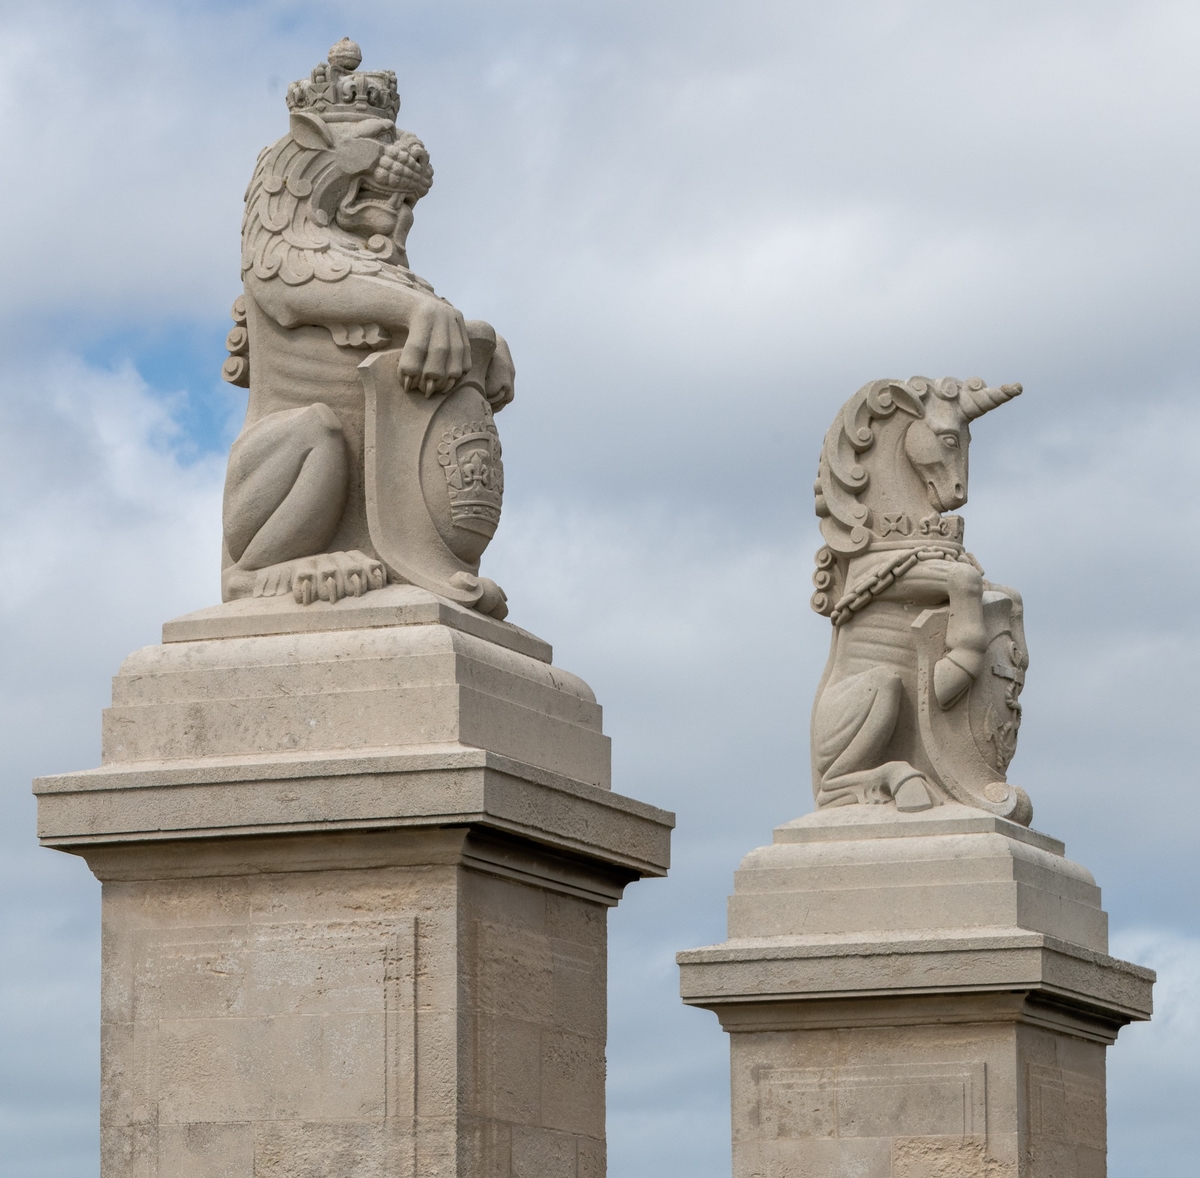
(677, 805), (1152, 1178)
(36, 587), (673, 1178)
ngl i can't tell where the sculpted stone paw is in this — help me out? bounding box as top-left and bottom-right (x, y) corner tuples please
(397, 299), (472, 397)
(291, 551), (387, 605)
(252, 562), (295, 599)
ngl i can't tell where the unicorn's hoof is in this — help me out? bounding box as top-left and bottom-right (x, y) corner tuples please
(894, 778), (934, 812)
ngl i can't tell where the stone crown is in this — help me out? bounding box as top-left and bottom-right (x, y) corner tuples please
(286, 38), (400, 122)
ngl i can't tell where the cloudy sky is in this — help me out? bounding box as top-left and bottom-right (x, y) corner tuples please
(1, 0), (1199, 1174)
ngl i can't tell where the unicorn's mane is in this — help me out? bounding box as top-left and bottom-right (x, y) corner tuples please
(814, 377), (930, 556)
(809, 375), (1019, 619)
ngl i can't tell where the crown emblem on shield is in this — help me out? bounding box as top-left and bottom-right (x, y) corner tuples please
(437, 415), (504, 538)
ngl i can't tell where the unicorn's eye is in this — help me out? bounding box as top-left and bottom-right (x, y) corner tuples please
(940, 434), (959, 449)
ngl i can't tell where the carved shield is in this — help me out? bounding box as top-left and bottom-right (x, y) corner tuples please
(967, 590), (1028, 776)
(912, 589), (1032, 824)
(359, 344), (504, 610)
(425, 409), (503, 557)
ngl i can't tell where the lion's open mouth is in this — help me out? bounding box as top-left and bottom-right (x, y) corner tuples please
(340, 176), (403, 218)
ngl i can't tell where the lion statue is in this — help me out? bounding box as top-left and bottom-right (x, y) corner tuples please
(219, 39), (514, 618)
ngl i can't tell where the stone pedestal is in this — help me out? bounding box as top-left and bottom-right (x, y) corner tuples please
(677, 805), (1152, 1178)
(36, 585), (673, 1178)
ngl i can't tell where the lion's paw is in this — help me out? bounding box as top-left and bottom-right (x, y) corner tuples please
(245, 551), (386, 604)
(290, 551), (386, 605)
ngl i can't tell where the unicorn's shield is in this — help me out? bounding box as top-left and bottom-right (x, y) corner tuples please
(911, 592), (1032, 824)
(967, 590), (1028, 776)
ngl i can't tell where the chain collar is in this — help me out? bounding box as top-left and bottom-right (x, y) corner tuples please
(830, 546), (979, 627)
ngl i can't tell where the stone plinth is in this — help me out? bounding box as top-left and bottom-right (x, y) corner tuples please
(677, 805), (1152, 1178)
(36, 585), (673, 1178)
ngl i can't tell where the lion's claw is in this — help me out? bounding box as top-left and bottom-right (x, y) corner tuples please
(248, 551), (386, 605)
(293, 572), (316, 606)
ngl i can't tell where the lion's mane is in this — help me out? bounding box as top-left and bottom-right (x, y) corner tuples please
(241, 133), (428, 291)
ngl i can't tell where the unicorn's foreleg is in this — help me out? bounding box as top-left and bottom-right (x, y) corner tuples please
(934, 563), (988, 709)
(813, 665), (931, 810)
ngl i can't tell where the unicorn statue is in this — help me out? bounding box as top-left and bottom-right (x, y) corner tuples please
(809, 376), (1032, 825)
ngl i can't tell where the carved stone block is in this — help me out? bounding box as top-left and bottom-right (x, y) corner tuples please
(678, 806), (1152, 1177)
(37, 593), (673, 1178)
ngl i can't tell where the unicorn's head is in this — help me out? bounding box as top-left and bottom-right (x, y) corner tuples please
(810, 376), (1021, 616)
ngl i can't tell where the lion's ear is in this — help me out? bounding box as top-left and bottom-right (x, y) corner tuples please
(290, 110), (336, 150)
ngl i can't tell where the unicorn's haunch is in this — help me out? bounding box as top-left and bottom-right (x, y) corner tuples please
(808, 376), (1031, 825)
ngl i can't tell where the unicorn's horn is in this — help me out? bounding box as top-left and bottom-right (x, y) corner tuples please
(960, 379), (1022, 420)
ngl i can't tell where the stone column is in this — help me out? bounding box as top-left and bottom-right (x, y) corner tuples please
(36, 585), (673, 1178)
(677, 805), (1153, 1178)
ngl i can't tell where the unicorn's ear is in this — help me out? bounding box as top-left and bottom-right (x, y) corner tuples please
(290, 110), (336, 150)
(887, 382), (925, 418)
